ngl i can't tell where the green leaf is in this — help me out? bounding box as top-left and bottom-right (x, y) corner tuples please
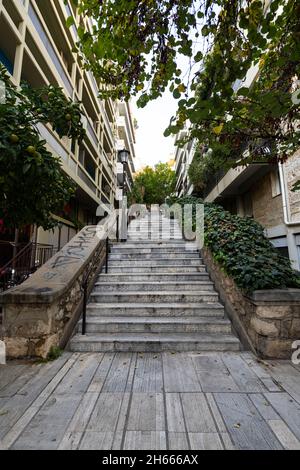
(194, 51), (203, 62)
(173, 88), (181, 99)
(66, 16), (75, 28)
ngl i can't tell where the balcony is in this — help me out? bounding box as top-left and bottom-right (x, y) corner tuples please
(204, 164), (270, 202)
(202, 141), (273, 202)
(28, 3), (73, 96)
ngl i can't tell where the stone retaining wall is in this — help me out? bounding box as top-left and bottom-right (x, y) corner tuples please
(202, 247), (300, 358)
(0, 218), (115, 358)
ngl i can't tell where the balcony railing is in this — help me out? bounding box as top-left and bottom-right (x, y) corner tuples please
(0, 242), (57, 292)
(28, 4), (73, 96)
(78, 167), (97, 194)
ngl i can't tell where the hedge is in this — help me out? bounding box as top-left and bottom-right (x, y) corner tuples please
(169, 196), (300, 293)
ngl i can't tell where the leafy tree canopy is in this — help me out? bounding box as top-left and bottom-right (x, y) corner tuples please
(71, 0), (300, 169)
(0, 65), (85, 230)
(129, 162), (176, 205)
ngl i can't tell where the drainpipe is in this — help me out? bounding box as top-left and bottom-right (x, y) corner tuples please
(278, 162), (300, 270)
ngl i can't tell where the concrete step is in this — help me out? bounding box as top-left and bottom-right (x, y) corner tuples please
(109, 252), (200, 260)
(78, 317), (232, 334)
(129, 225), (179, 229)
(128, 230), (182, 234)
(98, 272), (210, 282)
(107, 265), (206, 273)
(86, 302), (225, 317)
(89, 290), (219, 303)
(69, 333), (240, 352)
(128, 229), (181, 233)
(111, 246), (198, 254)
(112, 241), (193, 248)
(108, 258), (201, 266)
(93, 281), (214, 292)
(127, 236), (183, 241)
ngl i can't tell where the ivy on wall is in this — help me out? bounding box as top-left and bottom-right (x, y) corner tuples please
(170, 195), (300, 292)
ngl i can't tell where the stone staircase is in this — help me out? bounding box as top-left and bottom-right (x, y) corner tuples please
(70, 211), (241, 352)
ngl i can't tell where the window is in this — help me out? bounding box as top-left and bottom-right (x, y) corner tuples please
(296, 234), (300, 270)
(270, 168), (281, 197)
(270, 236), (289, 259)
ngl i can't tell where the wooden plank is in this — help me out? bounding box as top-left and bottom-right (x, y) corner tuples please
(180, 393), (217, 433)
(248, 393), (280, 421)
(123, 431), (166, 450)
(87, 353), (114, 392)
(188, 432), (223, 450)
(0, 354), (79, 449)
(102, 353), (133, 392)
(112, 392), (131, 450)
(197, 370), (239, 392)
(214, 393), (282, 450)
(264, 392), (300, 440)
(162, 352), (201, 392)
(86, 392), (126, 432)
(0, 404), (39, 450)
(168, 432), (189, 450)
(264, 361), (300, 404)
(127, 393), (165, 431)
(0, 353), (74, 440)
(221, 353), (266, 392)
(268, 419), (300, 450)
(165, 393), (185, 432)
(79, 431), (123, 450)
(133, 353), (163, 392)
(31, 354), (80, 408)
(115, 392), (131, 433)
(125, 353), (137, 392)
(61, 391), (98, 433)
(11, 393), (82, 450)
(57, 431), (82, 450)
(220, 432), (235, 450)
(54, 353), (100, 395)
(191, 353), (227, 372)
(206, 393), (227, 433)
(291, 363), (300, 373)
(0, 364), (34, 395)
(240, 353), (282, 392)
(192, 352), (239, 392)
(0, 364), (43, 399)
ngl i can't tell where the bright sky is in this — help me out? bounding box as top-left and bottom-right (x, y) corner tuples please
(132, 91), (178, 171)
(130, 5), (204, 172)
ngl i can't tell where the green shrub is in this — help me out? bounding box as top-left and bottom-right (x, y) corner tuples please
(46, 346), (63, 361)
(171, 196), (300, 293)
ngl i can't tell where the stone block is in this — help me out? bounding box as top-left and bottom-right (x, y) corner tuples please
(35, 333), (60, 359)
(4, 336), (29, 358)
(291, 317), (300, 337)
(251, 316), (279, 337)
(256, 305), (291, 319)
(256, 336), (294, 359)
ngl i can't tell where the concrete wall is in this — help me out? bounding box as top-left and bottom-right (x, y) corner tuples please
(283, 149), (300, 223)
(0, 220), (115, 358)
(202, 247), (300, 359)
(250, 171), (284, 228)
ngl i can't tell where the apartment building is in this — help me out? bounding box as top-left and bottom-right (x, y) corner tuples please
(0, 0), (136, 253)
(116, 101), (137, 201)
(174, 130), (196, 197)
(174, 69), (300, 272)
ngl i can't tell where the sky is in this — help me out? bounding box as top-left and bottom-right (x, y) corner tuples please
(132, 91), (178, 171)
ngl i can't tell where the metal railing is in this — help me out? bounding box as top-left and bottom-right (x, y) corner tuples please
(81, 237), (110, 335)
(0, 242), (57, 292)
(79, 210), (130, 334)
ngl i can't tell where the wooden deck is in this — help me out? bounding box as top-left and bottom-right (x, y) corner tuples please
(0, 351), (300, 450)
